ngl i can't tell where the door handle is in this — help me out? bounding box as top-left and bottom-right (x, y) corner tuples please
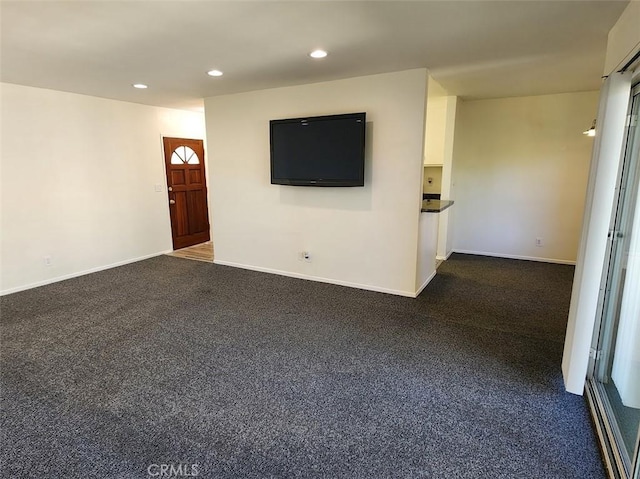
(168, 186), (173, 192)
(169, 199), (176, 205)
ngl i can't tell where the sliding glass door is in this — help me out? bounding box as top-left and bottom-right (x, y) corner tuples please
(589, 83), (640, 479)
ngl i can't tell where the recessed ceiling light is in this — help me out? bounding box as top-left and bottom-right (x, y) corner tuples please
(207, 70), (224, 77)
(132, 83), (148, 89)
(309, 50), (328, 59)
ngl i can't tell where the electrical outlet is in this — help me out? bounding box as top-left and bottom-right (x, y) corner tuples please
(535, 238), (543, 247)
(43, 255), (52, 266)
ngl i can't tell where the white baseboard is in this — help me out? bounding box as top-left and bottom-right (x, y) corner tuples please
(0, 250), (173, 296)
(452, 249), (576, 265)
(415, 270), (437, 296)
(436, 250), (454, 262)
(213, 259), (417, 298)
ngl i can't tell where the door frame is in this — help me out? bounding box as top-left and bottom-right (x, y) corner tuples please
(586, 82), (640, 479)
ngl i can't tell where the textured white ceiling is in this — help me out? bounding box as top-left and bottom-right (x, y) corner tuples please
(0, 1), (629, 111)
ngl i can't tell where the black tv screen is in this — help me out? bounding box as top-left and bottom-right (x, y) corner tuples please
(270, 112), (366, 187)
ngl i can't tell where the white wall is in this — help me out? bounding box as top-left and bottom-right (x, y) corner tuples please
(424, 99), (447, 165)
(423, 77), (448, 172)
(422, 76), (458, 261)
(423, 167), (443, 194)
(437, 95), (458, 260)
(415, 212), (438, 293)
(205, 69), (427, 297)
(451, 91), (599, 264)
(0, 83), (205, 294)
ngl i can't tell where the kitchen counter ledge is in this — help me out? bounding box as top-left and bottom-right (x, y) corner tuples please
(421, 199), (454, 213)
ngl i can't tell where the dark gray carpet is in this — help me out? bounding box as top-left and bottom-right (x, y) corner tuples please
(0, 253), (604, 478)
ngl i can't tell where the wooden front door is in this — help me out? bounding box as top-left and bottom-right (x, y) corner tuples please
(163, 137), (210, 250)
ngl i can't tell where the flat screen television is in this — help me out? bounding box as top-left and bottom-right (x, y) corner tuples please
(270, 112), (366, 187)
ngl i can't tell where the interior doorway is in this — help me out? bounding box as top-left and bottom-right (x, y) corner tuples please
(162, 137), (211, 250)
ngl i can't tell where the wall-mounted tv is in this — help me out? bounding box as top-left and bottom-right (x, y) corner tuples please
(270, 112), (366, 187)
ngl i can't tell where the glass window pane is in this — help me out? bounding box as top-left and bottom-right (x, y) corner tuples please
(170, 146), (186, 164)
(185, 146), (200, 164)
(170, 146), (199, 164)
